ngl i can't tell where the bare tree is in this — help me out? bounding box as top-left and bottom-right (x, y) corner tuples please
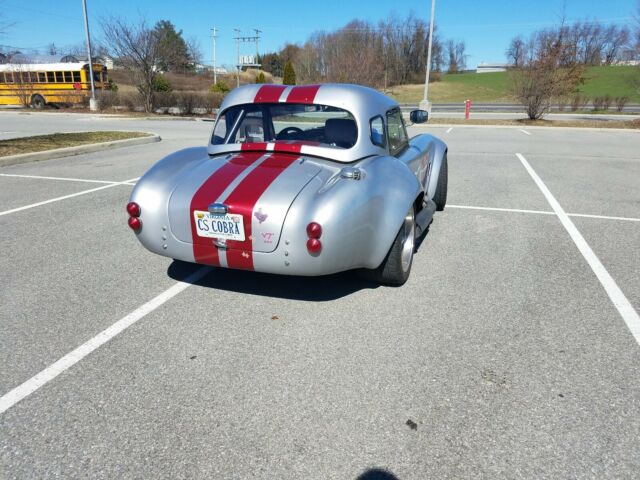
(186, 37), (202, 68)
(506, 36), (527, 67)
(446, 40), (467, 73)
(101, 16), (162, 112)
(511, 26), (584, 119)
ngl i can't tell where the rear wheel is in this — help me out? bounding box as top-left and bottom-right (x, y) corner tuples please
(359, 207), (415, 286)
(433, 153), (448, 211)
(30, 94), (45, 109)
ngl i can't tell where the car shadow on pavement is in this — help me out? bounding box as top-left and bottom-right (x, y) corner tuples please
(167, 260), (379, 301)
(356, 468), (400, 480)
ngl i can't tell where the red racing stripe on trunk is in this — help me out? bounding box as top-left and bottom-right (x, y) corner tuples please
(254, 85), (287, 103)
(190, 152), (263, 265)
(285, 85), (321, 104)
(223, 153), (300, 270)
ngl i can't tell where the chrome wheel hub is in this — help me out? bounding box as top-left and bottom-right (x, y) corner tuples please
(400, 210), (415, 273)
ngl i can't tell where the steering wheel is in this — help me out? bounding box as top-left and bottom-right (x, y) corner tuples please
(276, 126), (304, 140)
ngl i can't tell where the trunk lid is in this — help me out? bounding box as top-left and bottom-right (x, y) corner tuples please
(168, 151), (321, 254)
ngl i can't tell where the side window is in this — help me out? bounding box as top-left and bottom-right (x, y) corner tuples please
(386, 109), (409, 155)
(370, 115), (386, 148)
(72, 71), (81, 82)
(38, 72), (46, 83)
(64, 71), (72, 82)
(47, 72), (55, 83)
(55, 72), (63, 82)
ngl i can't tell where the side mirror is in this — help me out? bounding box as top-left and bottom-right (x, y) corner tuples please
(409, 109), (429, 124)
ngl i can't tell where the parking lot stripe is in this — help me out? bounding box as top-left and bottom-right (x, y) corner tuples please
(519, 129), (531, 135)
(0, 266), (210, 414)
(448, 204), (555, 215)
(0, 173), (122, 185)
(445, 127), (453, 134)
(0, 177), (139, 217)
(517, 153), (640, 345)
(448, 204), (640, 223)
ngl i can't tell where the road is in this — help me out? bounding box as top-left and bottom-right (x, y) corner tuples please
(1, 112), (639, 479)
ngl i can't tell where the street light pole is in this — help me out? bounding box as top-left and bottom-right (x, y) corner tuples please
(81, 0), (97, 111)
(211, 27), (217, 85)
(420, 0), (436, 114)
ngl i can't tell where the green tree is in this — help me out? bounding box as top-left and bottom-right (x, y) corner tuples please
(153, 74), (172, 92)
(254, 72), (266, 83)
(210, 80), (230, 93)
(153, 20), (192, 72)
(283, 61), (296, 85)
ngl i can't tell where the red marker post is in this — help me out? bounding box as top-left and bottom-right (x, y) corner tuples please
(465, 99), (472, 120)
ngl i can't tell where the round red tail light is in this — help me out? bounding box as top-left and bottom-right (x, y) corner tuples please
(126, 202), (141, 217)
(306, 238), (322, 254)
(128, 216), (142, 230)
(306, 222), (322, 239)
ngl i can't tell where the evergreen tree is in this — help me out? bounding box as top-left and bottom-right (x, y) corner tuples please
(282, 61), (296, 85)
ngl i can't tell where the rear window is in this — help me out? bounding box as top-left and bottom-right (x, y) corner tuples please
(212, 103), (357, 149)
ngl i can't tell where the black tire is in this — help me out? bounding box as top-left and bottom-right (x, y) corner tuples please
(359, 207), (415, 286)
(30, 94), (45, 109)
(433, 153), (448, 211)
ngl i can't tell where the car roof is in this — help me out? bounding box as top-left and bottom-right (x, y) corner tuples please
(208, 83), (399, 162)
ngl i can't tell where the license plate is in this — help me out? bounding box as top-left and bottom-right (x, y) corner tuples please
(193, 211), (245, 241)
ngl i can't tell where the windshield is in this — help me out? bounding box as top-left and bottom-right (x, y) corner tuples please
(212, 103), (357, 149)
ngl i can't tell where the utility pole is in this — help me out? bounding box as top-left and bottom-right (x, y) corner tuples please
(420, 0), (436, 114)
(233, 29), (262, 88)
(234, 29), (241, 88)
(81, 0), (97, 111)
(211, 27), (218, 84)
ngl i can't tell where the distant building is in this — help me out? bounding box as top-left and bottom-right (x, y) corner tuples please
(476, 62), (511, 73)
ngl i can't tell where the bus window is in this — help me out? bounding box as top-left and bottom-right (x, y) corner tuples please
(37, 72), (45, 82)
(0, 73), (4, 83)
(64, 71), (72, 82)
(5, 72), (13, 83)
(72, 71), (80, 83)
(55, 72), (63, 82)
(47, 72), (54, 83)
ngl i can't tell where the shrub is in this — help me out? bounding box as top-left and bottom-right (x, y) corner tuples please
(153, 74), (172, 92)
(255, 72), (266, 84)
(210, 81), (230, 93)
(106, 79), (118, 92)
(570, 95), (587, 111)
(96, 90), (119, 111)
(614, 96), (629, 112)
(175, 92), (198, 114)
(119, 92), (143, 111)
(153, 91), (176, 111)
(602, 94), (612, 110)
(557, 97), (568, 111)
(592, 96), (606, 110)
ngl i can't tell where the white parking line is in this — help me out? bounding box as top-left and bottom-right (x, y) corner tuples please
(516, 153), (640, 345)
(0, 266), (210, 414)
(447, 204), (640, 223)
(0, 173), (121, 185)
(445, 127), (453, 134)
(448, 204), (554, 216)
(519, 129), (531, 136)
(0, 177), (139, 217)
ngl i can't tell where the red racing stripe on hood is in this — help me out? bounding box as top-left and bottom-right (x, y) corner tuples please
(254, 85), (287, 103)
(189, 152), (263, 266)
(223, 152), (300, 271)
(285, 85), (321, 104)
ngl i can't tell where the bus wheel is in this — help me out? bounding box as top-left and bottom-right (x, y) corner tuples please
(30, 95), (45, 109)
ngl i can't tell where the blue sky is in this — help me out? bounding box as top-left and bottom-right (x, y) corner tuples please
(1, 0), (636, 68)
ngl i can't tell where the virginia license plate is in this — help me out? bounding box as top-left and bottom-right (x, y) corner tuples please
(193, 211), (245, 241)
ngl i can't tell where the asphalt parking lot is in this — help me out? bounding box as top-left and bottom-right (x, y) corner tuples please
(1, 112), (639, 479)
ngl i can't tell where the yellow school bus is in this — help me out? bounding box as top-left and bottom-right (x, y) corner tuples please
(0, 62), (108, 108)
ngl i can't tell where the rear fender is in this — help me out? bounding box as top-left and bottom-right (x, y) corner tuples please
(281, 155), (421, 272)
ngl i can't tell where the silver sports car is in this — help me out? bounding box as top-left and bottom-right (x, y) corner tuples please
(127, 83), (448, 285)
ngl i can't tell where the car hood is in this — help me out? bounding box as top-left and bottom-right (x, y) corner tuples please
(168, 151), (322, 255)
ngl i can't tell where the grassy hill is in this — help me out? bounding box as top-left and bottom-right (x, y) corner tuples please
(387, 66), (640, 104)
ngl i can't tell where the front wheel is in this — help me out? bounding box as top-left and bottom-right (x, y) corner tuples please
(359, 207), (415, 286)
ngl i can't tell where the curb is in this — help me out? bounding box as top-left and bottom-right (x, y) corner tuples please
(413, 123), (640, 133)
(0, 133), (161, 167)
